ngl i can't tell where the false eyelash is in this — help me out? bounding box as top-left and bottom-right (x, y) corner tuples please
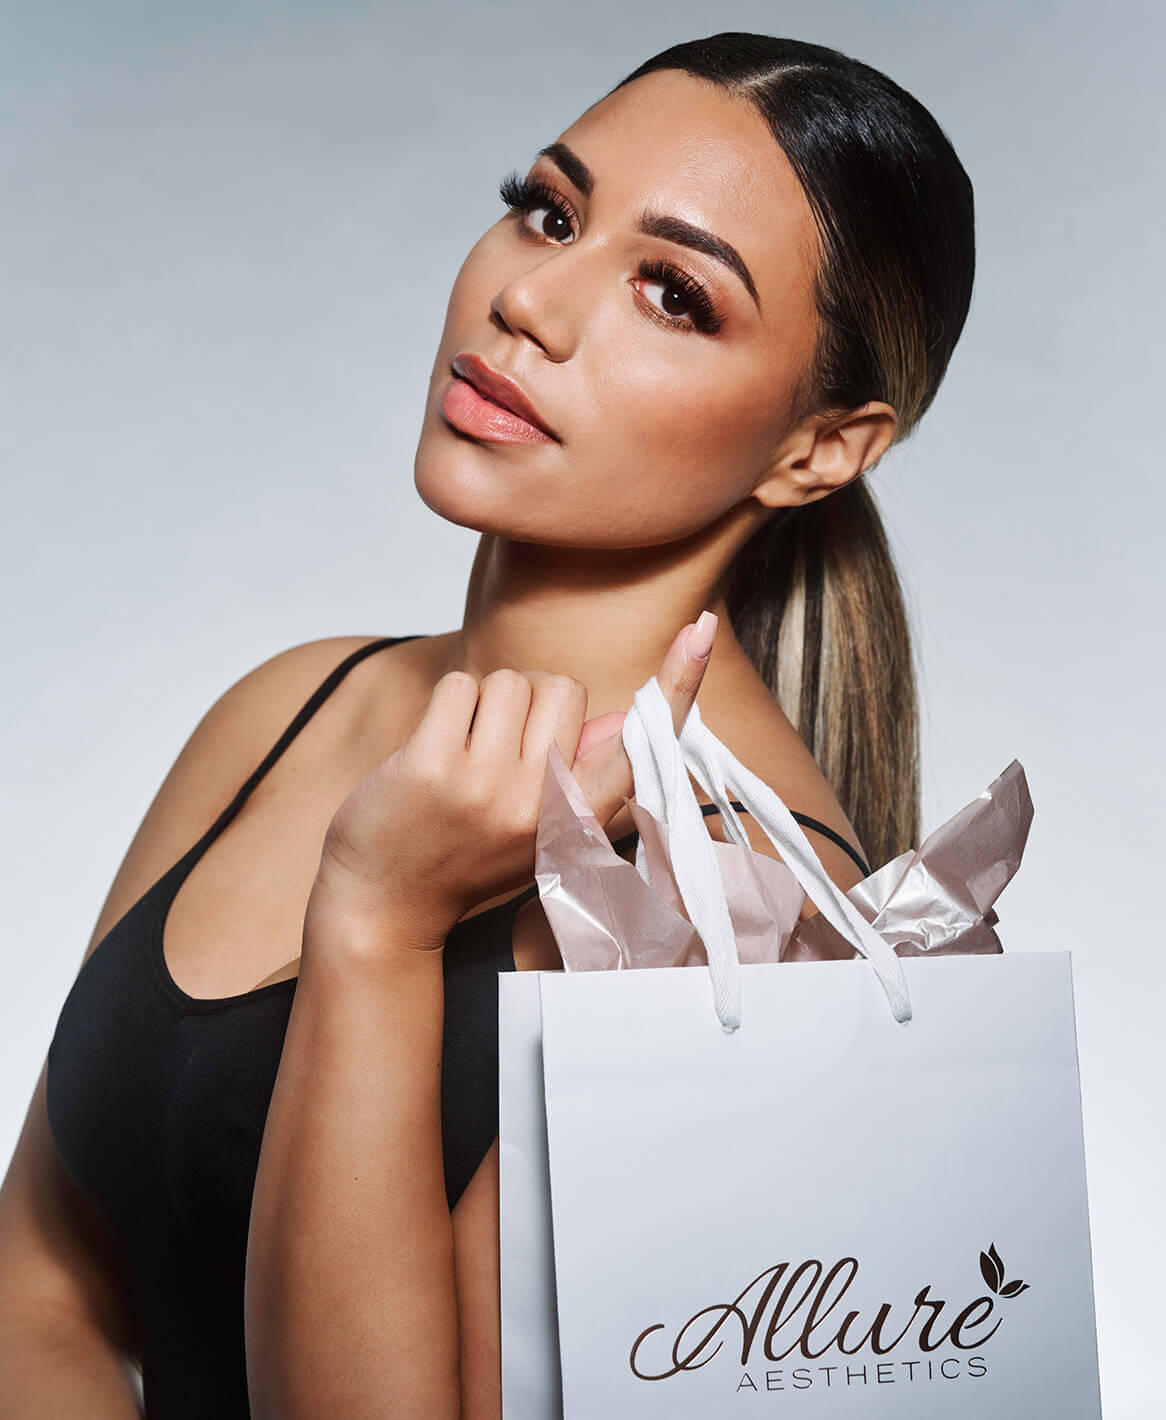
(497, 170), (726, 335)
(498, 171), (578, 236)
(636, 257), (724, 334)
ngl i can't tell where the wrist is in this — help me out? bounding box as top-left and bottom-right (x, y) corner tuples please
(304, 869), (455, 963)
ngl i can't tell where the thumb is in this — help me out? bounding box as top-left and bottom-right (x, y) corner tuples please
(570, 611), (718, 827)
(574, 709), (628, 760)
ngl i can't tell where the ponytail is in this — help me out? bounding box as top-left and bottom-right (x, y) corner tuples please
(727, 479), (920, 870)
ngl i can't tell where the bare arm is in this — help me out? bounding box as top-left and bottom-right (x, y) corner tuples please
(245, 895), (460, 1419)
(0, 1062), (142, 1418)
(0, 1310), (142, 1419)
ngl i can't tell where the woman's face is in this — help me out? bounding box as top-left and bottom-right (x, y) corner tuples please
(413, 69), (823, 549)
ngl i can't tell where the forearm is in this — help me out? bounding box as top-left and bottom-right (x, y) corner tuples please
(0, 1310), (142, 1417)
(244, 897), (460, 1420)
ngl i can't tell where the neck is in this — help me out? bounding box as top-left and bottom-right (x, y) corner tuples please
(432, 526), (763, 721)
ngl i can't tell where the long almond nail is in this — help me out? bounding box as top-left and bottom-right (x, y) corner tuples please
(686, 610), (718, 660)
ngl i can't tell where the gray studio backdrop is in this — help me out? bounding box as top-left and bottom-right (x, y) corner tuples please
(3, 2), (1162, 1415)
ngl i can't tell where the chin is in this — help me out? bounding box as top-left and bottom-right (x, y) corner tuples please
(412, 439), (530, 539)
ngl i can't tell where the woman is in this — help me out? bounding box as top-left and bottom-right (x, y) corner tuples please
(0, 30), (974, 1419)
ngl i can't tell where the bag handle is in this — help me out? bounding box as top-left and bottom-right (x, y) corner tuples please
(620, 675), (913, 1031)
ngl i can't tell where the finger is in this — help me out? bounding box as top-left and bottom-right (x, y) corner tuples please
(575, 612), (718, 765)
(465, 668), (533, 769)
(575, 708), (626, 760)
(656, 610), (718, 736)
(519, 670), (589, 771)
(405, 669), (481, 764)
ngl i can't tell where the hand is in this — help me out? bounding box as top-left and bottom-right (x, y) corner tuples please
(310, 612), (719, 946)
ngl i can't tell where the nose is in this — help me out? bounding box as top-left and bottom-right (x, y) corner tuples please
(489, 249), (577, 361)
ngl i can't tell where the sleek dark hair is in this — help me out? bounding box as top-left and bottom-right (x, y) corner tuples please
(608, 33), (976, 868)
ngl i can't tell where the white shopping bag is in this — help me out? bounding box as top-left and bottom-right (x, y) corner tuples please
(499, 677), (1101, 1418)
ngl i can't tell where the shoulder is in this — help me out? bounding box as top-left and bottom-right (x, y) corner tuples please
(81, 634), (404, 962)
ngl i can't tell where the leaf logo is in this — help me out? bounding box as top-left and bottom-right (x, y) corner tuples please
(979, 1243), (1030, 1299)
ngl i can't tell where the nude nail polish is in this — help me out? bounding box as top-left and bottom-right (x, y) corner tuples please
(687, 610), (718, 660)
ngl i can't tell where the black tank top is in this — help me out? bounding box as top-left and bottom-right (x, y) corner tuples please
(44, 633), (871, 1417)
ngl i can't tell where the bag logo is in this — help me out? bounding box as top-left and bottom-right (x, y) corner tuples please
(628, 1245), (1029, 1395)
(979, 1242), (1029, 1298)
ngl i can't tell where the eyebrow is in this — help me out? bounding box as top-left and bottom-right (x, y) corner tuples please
(535, 140), (761, 312)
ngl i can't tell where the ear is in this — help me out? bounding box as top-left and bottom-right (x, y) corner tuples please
(752, 401), (897, 509)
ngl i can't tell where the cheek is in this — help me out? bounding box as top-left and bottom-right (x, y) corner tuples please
(585, 348), (779, 509)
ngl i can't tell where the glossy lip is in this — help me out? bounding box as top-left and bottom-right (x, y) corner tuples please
(449, 352), (561, 442)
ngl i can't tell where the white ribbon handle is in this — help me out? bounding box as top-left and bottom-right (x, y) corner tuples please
(620, 676), (743, 1031)
(620, 675), (913, 1031)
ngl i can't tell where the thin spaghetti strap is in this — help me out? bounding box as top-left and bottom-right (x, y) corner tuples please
(180, 634), (426, 863)
(791, 812), (873, 879)
(230, 635), (425, 803)
(688, 799), (874, 878)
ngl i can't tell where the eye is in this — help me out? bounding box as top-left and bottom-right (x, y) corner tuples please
(635, 258), (725, 335)
(498, 171), (578, 243)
